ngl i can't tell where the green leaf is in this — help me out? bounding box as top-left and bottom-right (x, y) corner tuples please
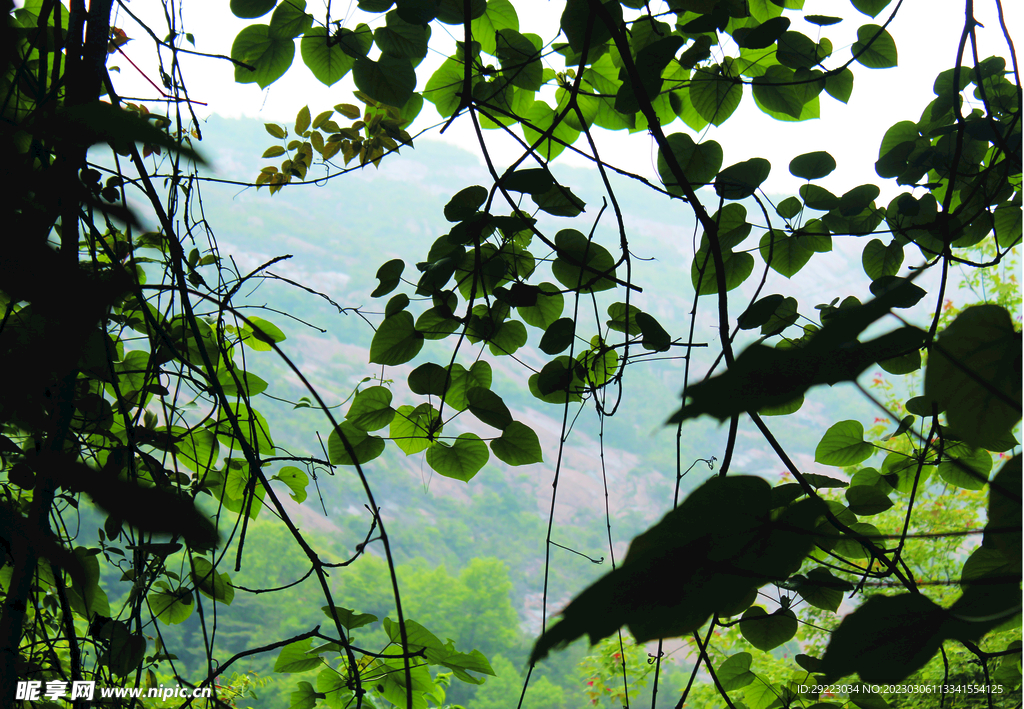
(776, 30), (820, 69)
(607, 303), (642, 335)
(375, 10), (430, 59)
(540, 317), (576, 354)
(353, 54), (416, 107)
(231, 0), (276, 19)
(739, 294), (785, 330)
(532, 184), (586, 217)
(496, 29), (543, 90)
(300, 27), (357, 86)
(426, 433), (489, 482)
(472, 0), (518, 55)
(752, 65), (819, 121)
(467, 387), (513, 429)
(392, 404), (442, 455)
(369, 312), (423, 365)
(938, 446), (992, 490)
(794, 567), (853, 612)
(269, 0), (312, 39)
(560, 0), (619, 54)
(273, 466), (309, 502)
(321, 606), (378, 630)
(346, 386), (396, 432)
(853, 24), (898, 69)
(499, 168), (554, 195)
(424, 56), (464, 117)
(275, 639), (322, 673)
(715, 158), (771, 200)
(292, 679), (324, 709)
(736, 16), (790, 49)
(759, 230), (813, 278)
(519, 283), (564, 329)
(447, 361), (492, 410)
(851, 0), (891, 17)
(522, 101), (579, 161)
(232, 24), (295, 89)
(551, 229), (617, 293)
(862, 238), (904, 279)
(217, 369), (269, 398)
(691, 249), (755, 295)
(444, 185), (488, 222)
(845, 485), (894, 515)
(371, 259), (404, 298)
(717, 652), (756, 691)
(657, 132), (724, 194)
(789, 151), (836, 180)
(994, 202), (1022, 248)
(64, 548), (109, 620)
(816, 420), (874, 467)
(825, 66), (854, 102)
(800, 184), (839, 210)
(327, 422), (386, 466)
(924, 305), (1022, 450)
(636, 312), (671, 352)
(149, 586), (193, 624)
(689, 72), (743, 126)
(740, 606), (798, 651)
(490, 421), (543, 466)
(408, 362), (451, 396)
(191, 557), (235, 605)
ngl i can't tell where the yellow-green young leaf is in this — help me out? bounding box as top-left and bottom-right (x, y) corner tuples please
(389, 404), (443, 455)
(426, 433), (489, 481)
(295, 105), (310, 134)
(191, 557), (235, 605)
(265, 122), (286, 138)
(490, 421), (543, 466)
(273, 466), (309, 502)
(262, 145), (286, 158)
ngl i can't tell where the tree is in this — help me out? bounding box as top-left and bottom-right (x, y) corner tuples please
(1, 0), (1020, 708)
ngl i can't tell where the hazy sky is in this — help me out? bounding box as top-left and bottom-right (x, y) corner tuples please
(96, 0), (1020, 197)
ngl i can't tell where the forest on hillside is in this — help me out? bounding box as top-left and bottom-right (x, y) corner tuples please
(1, 0), (1021, 708)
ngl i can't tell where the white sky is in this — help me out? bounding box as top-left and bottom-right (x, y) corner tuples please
(84, 0), (1022, 196)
